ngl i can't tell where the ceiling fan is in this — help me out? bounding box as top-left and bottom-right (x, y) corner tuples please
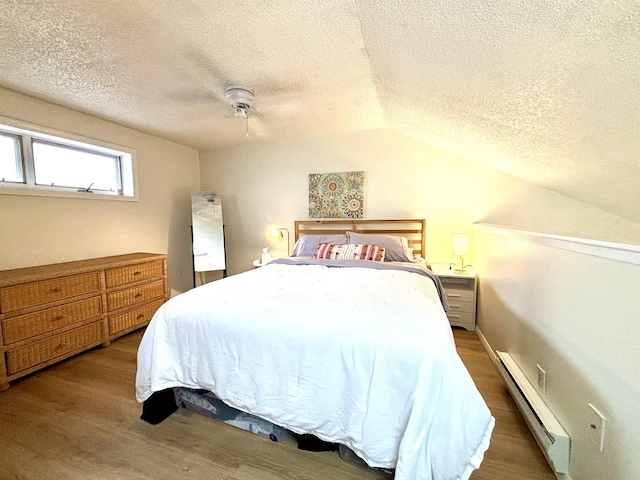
(172, 51), (305, 139)
(224, 85), (260, 138)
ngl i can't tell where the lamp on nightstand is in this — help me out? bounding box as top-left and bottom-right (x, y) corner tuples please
(269, 227), (290, 256)
(453, 232), (469, 274)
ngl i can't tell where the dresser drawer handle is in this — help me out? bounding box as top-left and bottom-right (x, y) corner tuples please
(449, 305), (460, 309)
(53, 315), (65, 321)
(137, 314), (145, 320)
(49, 287), (62, 294)
(447, 314), (461, 319)
(447, 293), (461, 298)
(135, 293), (142, 298)
(133, 271), (141, 276)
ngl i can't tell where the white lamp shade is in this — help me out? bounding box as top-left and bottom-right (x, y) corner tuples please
(269, 228), (284, 240)
(453, 232), (470, 256)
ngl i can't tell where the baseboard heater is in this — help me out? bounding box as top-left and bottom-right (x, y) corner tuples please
(495, 351), (570, 474)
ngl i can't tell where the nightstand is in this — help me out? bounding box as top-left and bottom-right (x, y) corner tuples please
(431, 264), (477, 331)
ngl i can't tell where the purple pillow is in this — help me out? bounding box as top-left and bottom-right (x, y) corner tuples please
(291, 234), (348, 257)
(346, 232), (413, 262)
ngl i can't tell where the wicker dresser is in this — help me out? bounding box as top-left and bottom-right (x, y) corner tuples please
(0, 253), (168, 391)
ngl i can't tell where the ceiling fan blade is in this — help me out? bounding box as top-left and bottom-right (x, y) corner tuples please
(249, 115), (270, 138)
(167, 87), (227, 105)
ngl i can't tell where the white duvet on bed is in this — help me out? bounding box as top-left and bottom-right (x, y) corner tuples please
(136, 261), (494, 480)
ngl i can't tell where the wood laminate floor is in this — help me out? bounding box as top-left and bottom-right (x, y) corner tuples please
(0, 328), (555, 479)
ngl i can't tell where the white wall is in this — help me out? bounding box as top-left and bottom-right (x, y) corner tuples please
(0, 88), (201, 295)
(475, 229), (640, 480)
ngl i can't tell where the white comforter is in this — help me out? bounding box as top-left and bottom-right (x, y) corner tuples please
(136, 261), (494, 480)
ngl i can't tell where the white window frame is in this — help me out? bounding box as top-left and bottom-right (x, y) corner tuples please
(0, 131), (24, 183)
(0, 116), (138, 201)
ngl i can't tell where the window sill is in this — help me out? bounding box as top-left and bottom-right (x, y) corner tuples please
(0, 183), (138, 201)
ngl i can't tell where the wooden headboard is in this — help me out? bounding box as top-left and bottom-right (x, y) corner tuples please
(295, 219), (426, 258)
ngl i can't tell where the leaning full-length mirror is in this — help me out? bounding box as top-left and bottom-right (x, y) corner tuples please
(191, 191), (225, 274)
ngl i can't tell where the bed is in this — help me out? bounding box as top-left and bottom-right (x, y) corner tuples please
(136, 219), (494, 480)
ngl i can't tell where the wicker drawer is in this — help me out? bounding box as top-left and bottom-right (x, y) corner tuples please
(6, 321), (103, 375)
(2, 296), (102, 345)
(105, 261), (164, 288)
(0, 272), (101, 313)
(0, 253), (167, 389)
(106, 280), (165, 312)
(109, 299), (164, 336)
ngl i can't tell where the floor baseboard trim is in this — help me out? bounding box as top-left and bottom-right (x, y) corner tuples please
(475, 326), (498, 366)
(474, 326), (573, 480)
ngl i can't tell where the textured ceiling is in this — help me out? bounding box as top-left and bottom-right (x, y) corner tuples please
(1, 0), (639, 224)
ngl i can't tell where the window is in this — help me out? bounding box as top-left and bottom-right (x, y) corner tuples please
(0, 132), (23, 183)
(32, 141), (122, 193)
(0, 118), (136, 200)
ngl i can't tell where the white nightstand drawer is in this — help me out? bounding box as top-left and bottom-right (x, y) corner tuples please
(444, 289), (474, 303)
(445, 311), (474, 325)
(446, 300), (474, 314)
(431, 264), (477, 331)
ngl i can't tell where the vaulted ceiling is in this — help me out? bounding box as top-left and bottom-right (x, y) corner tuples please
(1, 1), (638, 224)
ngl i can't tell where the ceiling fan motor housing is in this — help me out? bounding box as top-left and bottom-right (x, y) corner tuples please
(225, 86), (255, 117)
(234, 106), (248, 117)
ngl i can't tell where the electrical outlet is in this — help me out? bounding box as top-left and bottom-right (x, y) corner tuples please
(536, 364), (546, 396)
(588, 403), (606, 452)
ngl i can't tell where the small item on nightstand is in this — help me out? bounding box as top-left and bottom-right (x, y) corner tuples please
(261, 247), (271, 265)
(453, 232), (470, 274)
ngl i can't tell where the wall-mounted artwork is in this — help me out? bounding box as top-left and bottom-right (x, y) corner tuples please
(309, 171), (364, 218)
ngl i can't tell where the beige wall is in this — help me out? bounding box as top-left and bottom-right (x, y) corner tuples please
(199, 128), (639, 273)
(200, 127), (640, 480)
(475, 229), (640, 480)
(0, 88), (201, 296)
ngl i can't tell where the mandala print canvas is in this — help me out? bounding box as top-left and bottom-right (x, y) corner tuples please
(309, 171), (364, 218)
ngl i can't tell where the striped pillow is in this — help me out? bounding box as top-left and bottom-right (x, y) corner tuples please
(313, 243), (386, 262)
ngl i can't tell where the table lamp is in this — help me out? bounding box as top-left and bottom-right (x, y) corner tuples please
(269, 227), (290, 256)
(453, 232), (469, 274)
